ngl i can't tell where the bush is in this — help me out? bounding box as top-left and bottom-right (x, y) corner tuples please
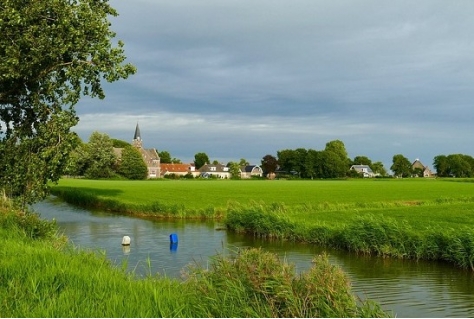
(183, 248), (388, 317)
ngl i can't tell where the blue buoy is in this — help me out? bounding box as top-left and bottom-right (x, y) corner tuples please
(170, 242), (178, 252)
(170, 233), (178, 244)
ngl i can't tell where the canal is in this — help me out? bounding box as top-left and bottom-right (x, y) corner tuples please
(34, 197), (474, 317)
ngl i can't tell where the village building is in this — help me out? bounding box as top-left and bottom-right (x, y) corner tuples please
(131, 123), (160, 178)
(411, 159), (435, 177)
(198, 163), (231, 179)
(160, 163), (194, 178)
(349, 164), (376, 178)
(240, 165), (263, 179)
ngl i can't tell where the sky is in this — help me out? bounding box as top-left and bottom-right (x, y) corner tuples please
(73, 0), (474, 170)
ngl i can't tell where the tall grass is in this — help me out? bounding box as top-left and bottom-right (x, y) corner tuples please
(225, 205), (474, 270)
(51, 188), (222, 219)
(182, 248), (388, 318)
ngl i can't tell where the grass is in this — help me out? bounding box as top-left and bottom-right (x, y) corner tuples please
(0, 201), (388, 317)
(51, 178), (474, 208)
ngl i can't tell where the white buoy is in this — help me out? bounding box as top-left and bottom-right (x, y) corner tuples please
(122, 235), (131, 246)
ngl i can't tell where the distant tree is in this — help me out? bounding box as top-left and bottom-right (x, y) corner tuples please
(212, 160), (219, 165)
(390, 154), (411, 177)
(304, 149), (323, 179)
(371, 161), (387, 176)
(239, 158), (249, 166)
(171, 158), (182, 164)
(261, 154), (278, 176)
(227, 162), (241, 179)
(320, 150), (348, 178)
(325, 140), (349, 162)
(194, 152), (210, 169)
(446, 154), (472, 178)
(433, 155), (449, 177)
(84, 132), (116, 179)
(277, 148), (308, 178)
(352, 155), (372, 167)
(159, 151), (172, 164)
(118, 146), (148, 180)
(111, 139), (130, 148)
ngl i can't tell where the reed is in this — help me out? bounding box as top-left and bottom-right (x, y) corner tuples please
(182, 248), (388, 318)
(225, 205), (474, 270)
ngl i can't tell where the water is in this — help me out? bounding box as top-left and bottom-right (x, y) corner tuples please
(33, 197), (474, 317)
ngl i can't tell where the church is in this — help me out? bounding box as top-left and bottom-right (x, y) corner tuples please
(131, 123), (160, 178)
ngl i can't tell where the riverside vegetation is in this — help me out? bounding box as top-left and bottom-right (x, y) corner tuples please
(51, 178), (474, 270)
(0, 197), (387, 317)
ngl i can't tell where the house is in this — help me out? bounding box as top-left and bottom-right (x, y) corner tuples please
(160, 163), (193, 178)
(198, 163), (232, 179)
(350, 165), (375, 178)
(411, 159), (434, 177)
(131, 123), (160, 178)
(240, 165), (263, 179)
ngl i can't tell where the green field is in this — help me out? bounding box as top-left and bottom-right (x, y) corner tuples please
(51, 178), (474, 229)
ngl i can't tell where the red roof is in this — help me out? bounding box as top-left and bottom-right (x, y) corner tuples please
(160, 163), (190, 173)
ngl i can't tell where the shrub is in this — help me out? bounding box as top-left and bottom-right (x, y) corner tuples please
(183, 248), (388, 318)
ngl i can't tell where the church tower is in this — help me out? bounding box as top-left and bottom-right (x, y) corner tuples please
(132, 123), (143, 148)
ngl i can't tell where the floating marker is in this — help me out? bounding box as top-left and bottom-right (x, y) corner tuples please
(122, 235), (131, 246)
(170, 242), (178, 252)
(170, 233), (178, 244)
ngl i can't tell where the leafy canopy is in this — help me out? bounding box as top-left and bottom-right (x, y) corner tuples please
(0, 0), (136, 205)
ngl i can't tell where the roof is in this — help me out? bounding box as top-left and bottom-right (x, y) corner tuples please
(161, 163), (190, 173)
(350, 165), (374, 173)
(240, 165), (262, 173)
(199, 163), (230, 173)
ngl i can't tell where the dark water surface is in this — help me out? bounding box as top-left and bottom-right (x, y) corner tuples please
(34, 197), (474, 318)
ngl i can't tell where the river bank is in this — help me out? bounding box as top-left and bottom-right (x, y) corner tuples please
(0, 198), (387, 317)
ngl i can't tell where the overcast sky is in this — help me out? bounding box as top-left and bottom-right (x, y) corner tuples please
(74, 0), (474, 170)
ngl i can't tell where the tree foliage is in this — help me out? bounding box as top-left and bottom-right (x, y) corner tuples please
(118, 146), (148, 180)
(390, 154), (412, 177)
(84, 132), (116, 179)
(261, 154), (278, 176)
(0, 0), (135, 204)
(434, 154), (474, 177)
(227, 162), (241, 179)
(158, 151), (172, 164)
(194, 152), (210, 169)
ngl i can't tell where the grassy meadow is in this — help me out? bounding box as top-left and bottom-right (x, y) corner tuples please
(50, 178), (474, 269)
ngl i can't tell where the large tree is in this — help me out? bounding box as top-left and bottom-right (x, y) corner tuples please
(261, 154), (278, 176)
(118, 146), (148, 180)
(84, 132), (116, 179)
(390, 154), (412, 177)
(0, 0), (135, 204)
(194, 152), (210, 169)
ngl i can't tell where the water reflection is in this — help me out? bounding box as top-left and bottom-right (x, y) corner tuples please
(33, 197), (474, 318)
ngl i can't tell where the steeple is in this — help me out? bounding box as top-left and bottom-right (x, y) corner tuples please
(132, 122), (142, 148)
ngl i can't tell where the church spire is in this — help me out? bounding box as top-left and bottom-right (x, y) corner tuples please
(134, 122), (141, 141)
(132, 123), (142, 148)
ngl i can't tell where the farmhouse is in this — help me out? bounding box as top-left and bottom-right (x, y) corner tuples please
(198, 163), (231, 179)
(411, 159), (435, 177)
(350, 165), (375, 178)
(160, 163), (194, 178)
(240, 165), (263, 179)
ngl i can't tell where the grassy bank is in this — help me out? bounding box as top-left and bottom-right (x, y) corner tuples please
(49, 178), (474, 270)
(0, 201), (387, 317)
